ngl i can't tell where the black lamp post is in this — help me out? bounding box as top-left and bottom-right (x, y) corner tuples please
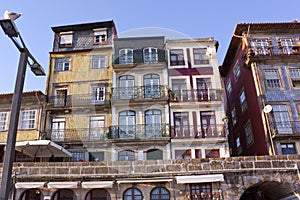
(0, 18), (45, 200)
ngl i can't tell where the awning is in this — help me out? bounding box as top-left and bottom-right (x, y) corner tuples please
(117, 178), (173, 184)
(47, 182), (78, 189)
(15, 140), (72, 158)
(175, 174), (224, 184)
(15, 182), (46, 189)
(81, 181), (114, 188)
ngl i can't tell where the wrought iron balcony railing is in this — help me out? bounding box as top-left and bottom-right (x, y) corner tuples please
(169, 89), (223, 103)
(47, 93), (111, 108)
(111, 85), (168, 100)
(170, 124), (226, 139)
(247, 45), (300, 57)
(270, 121), (300, 136)
(43, 124), (170, 142)
(108, 124), (169, 139)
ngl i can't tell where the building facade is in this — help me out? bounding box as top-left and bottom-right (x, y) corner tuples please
(166, 38), (229, 159)
(220, 22), (300, 156)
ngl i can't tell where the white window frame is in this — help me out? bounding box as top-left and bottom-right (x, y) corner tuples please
(91, 86), (105, 103)
(55, 57), (71, 72)
(19, 110), (36, 130)
(143, 47), (158, 63)
(264, 69), (281, 88)
(92, 55), (107, 69)
(59, 32), (73, 47)
(119, 49), (133, 64)
(89, 116), (105, 140)
(193, 48), (209, 65)
(93, 28), (107, 44)
(0, 112), (8, 131)
(51, 118), (66, 142)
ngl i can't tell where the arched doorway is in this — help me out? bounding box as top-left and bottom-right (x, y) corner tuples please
(240, 181), (300, 200)
(52, 189), (76, 200)
(85, 189), (111, 200)
(20, 189), (42, 200)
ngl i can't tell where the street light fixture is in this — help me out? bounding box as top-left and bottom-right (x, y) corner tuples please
(0, 16), (45, 200)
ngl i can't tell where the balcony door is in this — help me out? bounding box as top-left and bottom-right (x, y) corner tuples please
(200, 111), (216, 137)
(119, 75), (134, 99)
(89, 116), (105, 140)
(144, 74), (160, 98)
(145, 109), (162, 137)
(174, 112), (189, 138)
(51, 118), (65, 141)
(197, 78), (211, 101)
(273, 105), (292, 134)
(118, 110), (136, 138)
(55, 89), (68, 106)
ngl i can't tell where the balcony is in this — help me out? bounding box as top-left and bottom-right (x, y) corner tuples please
(169, 89), (223, 103)
(111, 85), (168, 101)
(170, 124), (226, 139)
(46, 93), (111, 110)
(108, 124), (170, 139)
(271, 121), (300, 137)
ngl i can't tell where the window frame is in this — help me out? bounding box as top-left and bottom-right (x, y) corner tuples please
(226, 79), (232, 96)
(169, 49), (185, 66)
(244, 120), (254, 147)
(239, 89), (247, 113)
(193, 48), (209, 65)
(118, 150), (135, 161)
(143, 47), (158, 63)
(281, 143), (297, 155)
(19, 110), (36, 130)
(150, 187), (170, 200)
(55, 57), (71, 72)
(119, 49), (133, 64)
(0, 112), (8, 131)
(233, 61), (241, 81)
(289, 68), (300, 89)
(92, 55), (107, 69)
(93, 28), (108, 44)
(264, 69), (282, 89)
(59, 32), (73, 48)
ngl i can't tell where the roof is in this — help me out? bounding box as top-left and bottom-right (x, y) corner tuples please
(51, 20), (115, 33)
(166, 37), (219, 51)
(220, 21), (300, 76)
(0, 91), (45, 99)
(114, 36), (165, 41)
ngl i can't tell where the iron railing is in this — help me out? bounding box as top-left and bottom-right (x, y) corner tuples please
(111, 85), (168, 100)
(47, 93), (111, 108)
(248, 45), (300, 56)
(169, 89), (223, 102)
(170, 124), (226, 139)
(270, 121), (300, 136)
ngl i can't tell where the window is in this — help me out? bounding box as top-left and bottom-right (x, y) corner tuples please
(197, 78), (212, 101)
(200, 111), (216, 137)
(69, 149), (85, 162)
(252, 38), (271, 55)
(281, 143), (297, 155)
(273, 105), (292, 134)
(279, 38), (293, 54)
(289, 68), (300, 88)
(239, 90), (247, 112)
(123, 188), (142, 200)
(119, 49), (133, 64)
(264, 69), (281, 88)
(146, 149), (163, 160)
(0, 112), (8, 131)
(89, 116), (105, 140)
(231, 107), (237, 126)
(94, 29), (107, 44)
(193, 48), (209, 65)
(143, 47), (157, 63)
(119, 150), (135, 161)
(144, 74), (160, 98)
(226, 80), (232, 96)
(174, 112), (189, 138)
(205, 149), (220, 158)
(119, 75), (135, 99)
(145, 109), (162, 137)
(59, 32), (73, 47)
(89, 152), (105, 162)
(170, 49), (184, 66)
(189, 183), (212, 200)
(171, 79), (187, 91)
(19, 110), (36, 129)
(244, 120), (254, 147)
(55, 57), (71, 72)
(119, 110), (136, 138)
(51, 118), (65, 142)
(233, 61), (241, 81)
(175, 149), (191, 159)
(92, 55), (107, 69)
(86, 189), (111, 200)
(91, 86), (105, 102)
(150, 187), (170, 200)
(171, 79), (187, 101)
(236, 136), (242, 155)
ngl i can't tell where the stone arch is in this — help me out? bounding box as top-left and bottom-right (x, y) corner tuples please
(19, 189), (42, 200)
(52, 189), (77, 200)
(239, 181), (299, 200)
(85, 188), (111, 200)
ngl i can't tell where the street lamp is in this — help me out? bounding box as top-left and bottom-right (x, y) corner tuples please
(0, 17), (45, 200)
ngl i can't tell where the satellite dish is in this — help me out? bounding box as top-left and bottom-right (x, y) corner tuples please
(263, 105), (273, 113)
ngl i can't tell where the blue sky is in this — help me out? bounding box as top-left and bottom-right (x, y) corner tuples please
(0, 0), (299, 93)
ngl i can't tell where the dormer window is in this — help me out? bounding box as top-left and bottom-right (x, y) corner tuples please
(143, 47), (157, 63)
(59, 32), (73, 47)
(94, 29), (107, 44)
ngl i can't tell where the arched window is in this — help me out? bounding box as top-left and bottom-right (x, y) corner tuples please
(119, 49), (133, 64)
(150, 187), (170, 200)
(119, 75), (135, 99)
(143, 47), (157, 63)
(144, 74), (160, 98)
(146, 149), (163, 160)
(119, 110), (136, 138)
(145, 109), (162, 137)
(20, 189), (41, 200)
(118, 150), (135, 161)
(85, 189), (111, 200)
(123, 188), (143, 200)
(52, 189), (76, 200)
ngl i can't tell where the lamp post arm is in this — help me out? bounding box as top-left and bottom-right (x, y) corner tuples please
(0, 50), (28, 200)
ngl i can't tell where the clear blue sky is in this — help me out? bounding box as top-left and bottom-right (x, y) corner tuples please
(0, 0), (299, 93)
